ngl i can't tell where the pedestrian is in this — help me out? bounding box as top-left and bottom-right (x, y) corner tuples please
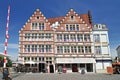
(2, 68), (12, 80)
(58, 66), (62, 74)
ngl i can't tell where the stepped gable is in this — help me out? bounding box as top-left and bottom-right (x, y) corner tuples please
(47, 9), (92, 31)
(20, 9), (52, 31)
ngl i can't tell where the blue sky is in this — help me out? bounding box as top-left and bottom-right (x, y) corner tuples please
(0, 0), (120, 60)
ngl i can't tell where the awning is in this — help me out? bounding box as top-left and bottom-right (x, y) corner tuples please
(56, 58), (96, 64)
(0, 52), (11, 57)
(25, 61), (36, 64)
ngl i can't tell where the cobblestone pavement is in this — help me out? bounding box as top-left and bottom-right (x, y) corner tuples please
(0, 72), (24, 80)
(10, 73), (120, 80)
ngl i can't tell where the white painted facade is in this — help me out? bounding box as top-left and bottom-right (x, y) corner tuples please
(116, 45), (120, 59)
(92, 24), (112, 72)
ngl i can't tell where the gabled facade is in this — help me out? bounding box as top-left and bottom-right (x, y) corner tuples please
(18, 9), (111, 73)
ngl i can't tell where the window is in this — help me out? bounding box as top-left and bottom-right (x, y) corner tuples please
(70, 16), (74, 20)
(37, 16), (40, 19)
(102, 46), (108, 54)
(42, 33), (44, 38)
(76, 25), (79, 31)
(73, 34), (76, 41)
(57, 34), (59, 40)
(65, 24), (79, 31)
(32, 57), (34, 61)
(57, 46), (59, 53)
(42, 45), (44, 52)
(64, 46), (70, 53)
(94, 34), (100, 42)
(24, 33), (30, 40)
(74, 46), (77, 53)
(24, 57), (26, 61)
(101, 34), (107, 42)
(46, 45), (49, 52)
(64, 46), (67, 53)
(39, 45), (42, 52)
(70, 34), (76, 41)
(77, 34), (83, 42)
(67, 46), (70, 53)
(48, 45), (52, 52)
(32, 22), (40, 30)
(70, 25), (72, 31)
(95, 46), (101, 54)
(35, 33), (37, 39)
(66, 34), (69, 41)
(24, 45), (27, 52)
(35, 23), (37, 27)
(28, 57), (30, 61)
(32, 23), (35, 27)
(35, 45), (37, 52)
(42, 23), (44, 30)
(39, 23), (44, 30)
(71, 46), (74, 53)
(78, 46), (84, 53)
(57, 46), (63, 53)
(66, 25), (69, 31)
(28, 45), (30, 52)
(64, 34), (67, 42)
(73, 25), (75, 30)
(85, 46), (91, 53)
(32, 45), (35, 52)
(57, 34), (62, 41)
(45, 45), (52, 52)
(48, 34), (51, 38)
(71, 46), (77, 53)
(84, 34), (90, 42)
(39, 34), (42, 39)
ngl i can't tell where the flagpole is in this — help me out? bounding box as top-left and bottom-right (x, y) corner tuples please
(3, 5), (10, 68)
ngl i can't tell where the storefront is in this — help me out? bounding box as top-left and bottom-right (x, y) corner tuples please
(55, 58), (96, 73)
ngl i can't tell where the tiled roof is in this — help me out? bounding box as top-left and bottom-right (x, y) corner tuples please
(48, 14), (91, 25)
(80, 14), (90, 24)
(48, 16), (64, 25)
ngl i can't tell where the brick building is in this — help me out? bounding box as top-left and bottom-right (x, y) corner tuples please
(18, 9), (111, 73)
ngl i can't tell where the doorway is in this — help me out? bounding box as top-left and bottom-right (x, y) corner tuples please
(86, 63), (93, 72)
(72, 64), (78, 72)
(39, 63), (45, 72)
(49, 65), (54, 73)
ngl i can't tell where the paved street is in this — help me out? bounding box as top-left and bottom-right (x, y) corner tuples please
(0, 73), (118, 80)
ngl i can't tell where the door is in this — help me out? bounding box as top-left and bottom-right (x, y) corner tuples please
(39, 63), (45, 72)
(50, 65), (54, 73)
(72, 64), (78, 72)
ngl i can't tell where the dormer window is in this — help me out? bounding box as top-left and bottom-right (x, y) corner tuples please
(70, 16), (74, 20)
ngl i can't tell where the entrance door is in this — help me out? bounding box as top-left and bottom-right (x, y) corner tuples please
(39, 63), (45, 72)
(72, 64), (78, 72)
(86, 63), (93, 72)
(49, 65), (54, 73)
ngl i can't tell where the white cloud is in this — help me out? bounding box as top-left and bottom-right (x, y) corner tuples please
(8, 43), (18, 49)
(110, 48), (117, 59)
(0, 43), (18, 49)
